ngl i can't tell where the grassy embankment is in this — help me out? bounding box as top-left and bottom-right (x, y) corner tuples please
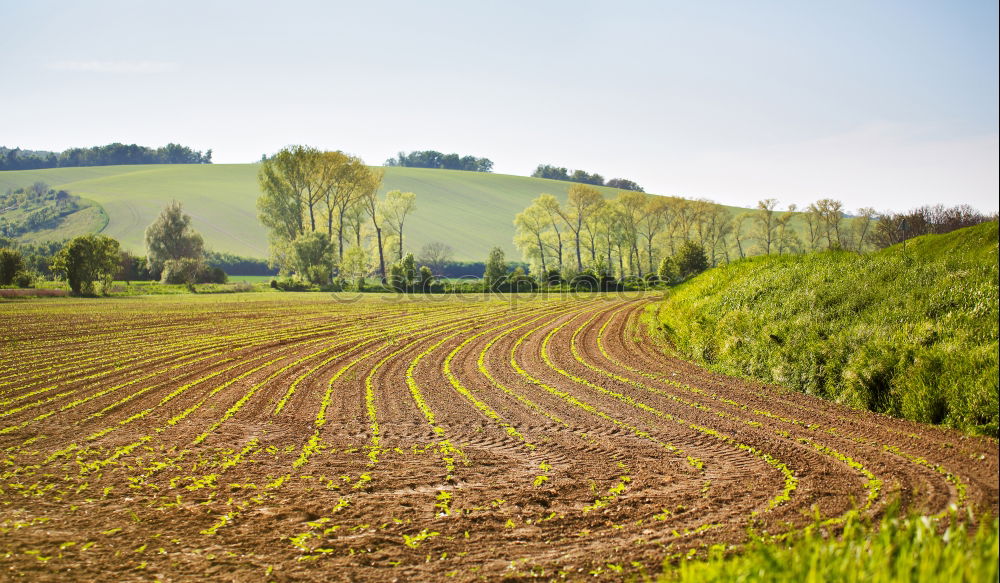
(654, 221), (999, 436)
(661, 509), (998, 583)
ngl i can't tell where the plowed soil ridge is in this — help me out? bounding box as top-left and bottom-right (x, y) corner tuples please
(1, 293), (996, 582)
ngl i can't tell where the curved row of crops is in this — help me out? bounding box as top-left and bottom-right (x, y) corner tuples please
(0, 293), (996, 582)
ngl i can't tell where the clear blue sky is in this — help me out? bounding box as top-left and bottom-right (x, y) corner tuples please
(1, 0), (997, 212)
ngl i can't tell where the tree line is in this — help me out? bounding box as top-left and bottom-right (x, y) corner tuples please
(513, 188), (996, 283)
(0, 143), (212, 171)
(383, 150), (493, 172)
(531, 164), (644, 192)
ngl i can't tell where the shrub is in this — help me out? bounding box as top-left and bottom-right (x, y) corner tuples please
(657, 256), (678, 283)
(51, 234), (121, 296)
(675, 241), (708, 279)
(13, 271), (35, 288)
(291, 232), (333, 285)
(272, 277), (312, 292)
(203, 266), (228, 284)
(0, 248), (25, 286)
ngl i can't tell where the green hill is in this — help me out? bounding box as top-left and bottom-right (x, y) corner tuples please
(653, 221), (1000, 435)
(0, 164), (763, 261)
(0, 164), (655, 260)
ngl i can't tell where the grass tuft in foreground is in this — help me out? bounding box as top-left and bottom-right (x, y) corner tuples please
(661, 510), (999, 583)
(655, 222), (999, 436)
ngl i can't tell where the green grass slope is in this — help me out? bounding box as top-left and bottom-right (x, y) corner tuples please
(653, 222), (999, 435)
(1, 164), (763, 261)
(663, 512), (998, 583)
(0, 164), (643, 260)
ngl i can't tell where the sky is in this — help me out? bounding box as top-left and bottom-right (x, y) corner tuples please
(1, 0), (997, 213)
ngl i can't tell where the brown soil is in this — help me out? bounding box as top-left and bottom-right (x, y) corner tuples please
(1, 294), (996, 582)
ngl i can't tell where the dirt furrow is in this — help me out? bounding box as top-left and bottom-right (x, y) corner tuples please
(1, 294), (996, 582)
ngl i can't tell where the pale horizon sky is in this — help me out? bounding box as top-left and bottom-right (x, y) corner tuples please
(1, 0), (997, 213)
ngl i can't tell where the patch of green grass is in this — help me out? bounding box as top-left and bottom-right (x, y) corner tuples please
(661, 510), (999, 583)
(224, 274), (274, 283)
(655, 222), (999, 435)
(17, 202), (108, 245)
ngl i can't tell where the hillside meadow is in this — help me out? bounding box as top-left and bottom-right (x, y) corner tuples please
(0, 164), (781, 261)
(653, 221), (1000, 436)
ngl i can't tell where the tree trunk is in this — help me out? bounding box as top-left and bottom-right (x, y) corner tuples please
(574, 231), (582, 271)
(375, 226), (386, 283)
(536, 234), (547, 273)
(336, 207), (347, 261)
(646, 236), (655, 274)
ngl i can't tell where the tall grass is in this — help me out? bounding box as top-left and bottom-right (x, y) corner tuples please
(661, 510), (999, 583)
(655, 222), (998, 436)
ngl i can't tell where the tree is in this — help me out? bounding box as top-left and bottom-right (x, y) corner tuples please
(0, 248), (26, 286)
(802, 203), (823, 251)
(605, 178), (644, 192)
(257, 146), (358, 267)
(400, 253), (417, 288)
(514, 204), (551, 274)
(342, 197), (368, 248)
(558, 184), (604, 271)
(483, 247), (507, 291)
(381, 190), (417, 261)
(615, 191), (646, 277)
(753, 198), (779, 255)
(322, 153), (376, 260)
(161, 258), (204, 291)
(812, 198), (845, 249)
(387, 262), (405, 292)
(674, 241), (708, 279)
(386, 150), (493, 172)
(291, 231), (335, 285)
(359, 169), (388, 281)
(637, 195), (671, 274)
(341, 244), (370, 289)
(657, 255), (678, 283)
(51, 234), (121, 295)
(258, 148), (309, 252)
(850, 207), (877, 251)
(145, 200), (205, 278)
(531, 164), (570, 181)
(698, 204), (732, 266)
(417, 265), (434, 292)
(535, 194), (565, 271)
(775, 204), (799, 255)
(417, 241), (453, 276)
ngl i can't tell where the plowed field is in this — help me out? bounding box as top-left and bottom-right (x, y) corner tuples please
(1, 293), (996, 581)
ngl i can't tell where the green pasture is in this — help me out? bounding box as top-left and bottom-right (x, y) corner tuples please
(0, 164), (780, 261)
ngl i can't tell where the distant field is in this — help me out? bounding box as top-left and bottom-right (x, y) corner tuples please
(0, 164), (768, 261)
